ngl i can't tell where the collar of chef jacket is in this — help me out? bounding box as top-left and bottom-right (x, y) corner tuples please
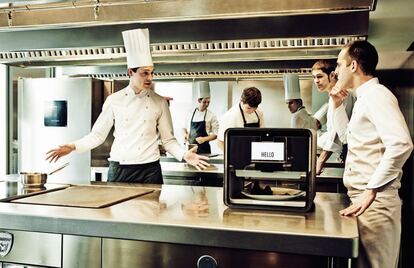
(355, 77), (379, 99)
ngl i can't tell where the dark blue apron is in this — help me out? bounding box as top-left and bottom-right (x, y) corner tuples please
(188, 108), (211, 154)
(239, 103), (260, 127)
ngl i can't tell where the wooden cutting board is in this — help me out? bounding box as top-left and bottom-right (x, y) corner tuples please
(11, 185), (154, 208)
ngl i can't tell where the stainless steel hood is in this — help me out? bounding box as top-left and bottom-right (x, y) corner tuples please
(0, 0), (375, 30)
(0, 0), (373, 78)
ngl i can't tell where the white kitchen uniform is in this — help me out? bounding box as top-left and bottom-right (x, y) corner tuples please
(290, 107), (317, 130)
(74, 86), (185, 164)
(318, 94), (355, 153)
(217, 103), (265, 142)
(332, 78), (413, 268)
(185, 109), (219, 136)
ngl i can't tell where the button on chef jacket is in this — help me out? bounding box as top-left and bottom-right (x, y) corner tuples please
(332, 78), (413, 190)
(74, 86), (185, 164)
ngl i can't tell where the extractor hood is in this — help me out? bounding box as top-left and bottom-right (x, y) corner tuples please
(0, 0), (376, 30)
(0, 0), (373, 79)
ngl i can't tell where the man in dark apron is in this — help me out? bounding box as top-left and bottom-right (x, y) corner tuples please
(217, 87), (264, 151)
(239, 102), (260, 128)
(183, 81), (219, 154)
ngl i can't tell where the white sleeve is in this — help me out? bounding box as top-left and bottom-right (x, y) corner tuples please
(332, 105), (349, 143)
(74, 96), (114, 153)
(158, 100), (186, 161)
(365, 89), (413, 189)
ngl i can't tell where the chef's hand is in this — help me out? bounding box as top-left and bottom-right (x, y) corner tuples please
(46, 144), (75, 163)
(329, 84), (349, 108)
(316, 158), (324, 175)
(195, 136), (206, 144)
(316, 151), (331, 175)
(183, 146), (210, 170)
(339, 189), (377, 217)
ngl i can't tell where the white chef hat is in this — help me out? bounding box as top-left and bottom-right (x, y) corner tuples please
(284, 74), (301, 102)
(313, 103), (329, 125)
(122, 28), (153, 68)
(195, 81), (210, 99)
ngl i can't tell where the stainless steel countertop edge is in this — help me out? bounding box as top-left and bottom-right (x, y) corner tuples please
(0, 212), (358, 258)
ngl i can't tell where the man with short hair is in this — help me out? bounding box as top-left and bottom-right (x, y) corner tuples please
(217, 87), (264, 151)
(312, 59), (355, 174)
(331, 40), (413, 268)
(46, 28), (209, 183)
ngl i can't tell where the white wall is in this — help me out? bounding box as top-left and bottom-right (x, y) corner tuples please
(0, 65), (6, 176)
(154, 81), (193, 146)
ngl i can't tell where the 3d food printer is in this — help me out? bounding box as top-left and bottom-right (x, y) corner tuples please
(224, 128), (316, 212)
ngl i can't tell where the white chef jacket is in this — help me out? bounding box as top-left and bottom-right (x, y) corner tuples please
(217, 103), (265, 142)
(185, 108), (219, 136)
(290, 107), (317, 130)
(318, 94), (355, 153)
(74, 86), (185, 164)
(333, 78), (413, 190)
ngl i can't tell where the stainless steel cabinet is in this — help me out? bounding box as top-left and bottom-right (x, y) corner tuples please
(63, 235), (101, 268)
(0, 230), (61, 267)
(102, 238), (327, 268)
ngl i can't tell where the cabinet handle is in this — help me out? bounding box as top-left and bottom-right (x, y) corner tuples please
(197, 255), (218, 268)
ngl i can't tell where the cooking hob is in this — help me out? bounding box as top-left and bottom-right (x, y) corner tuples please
(0, 179), (69, 202)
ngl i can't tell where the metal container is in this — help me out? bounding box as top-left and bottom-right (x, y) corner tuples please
(18, 163), (69, 188)
(19, 172), (48, 187)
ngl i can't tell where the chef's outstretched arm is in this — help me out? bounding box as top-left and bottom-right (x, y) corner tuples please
(183, 146), (210, 171)
(46, 144), (75, 162)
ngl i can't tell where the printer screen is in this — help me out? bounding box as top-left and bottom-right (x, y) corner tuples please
(251, 142), (285, 162)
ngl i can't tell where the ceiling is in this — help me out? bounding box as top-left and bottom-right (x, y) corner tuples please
(0, 0), (412, 74)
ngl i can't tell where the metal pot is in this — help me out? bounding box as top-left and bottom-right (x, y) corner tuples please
(19, 172), (47, 187)
(19, 162), (69, 187)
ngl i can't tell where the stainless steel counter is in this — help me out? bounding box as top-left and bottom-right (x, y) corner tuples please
(0, 184), (357, 258)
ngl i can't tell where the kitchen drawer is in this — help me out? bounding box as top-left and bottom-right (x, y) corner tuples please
(102, 238), (326, 268)
(0, 230), (61, 267)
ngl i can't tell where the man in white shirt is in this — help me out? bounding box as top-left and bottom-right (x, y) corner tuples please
(46, 28), (209, 183)
(331, 40), (413, 268)
(286, 99), (317, 129)
(182, 81), (219, 154)
(312, 59), (355, 174)
(284, 74), (318, 130)
(217, 87), (264, 151)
